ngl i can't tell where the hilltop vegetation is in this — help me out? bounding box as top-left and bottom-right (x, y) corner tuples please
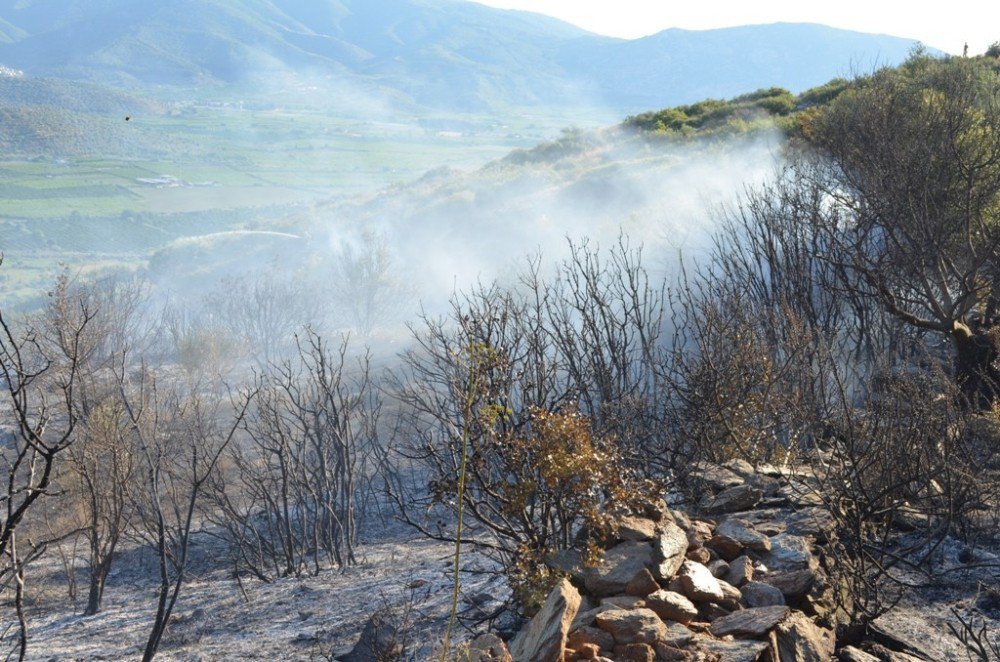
(627, 49), (1000, 140)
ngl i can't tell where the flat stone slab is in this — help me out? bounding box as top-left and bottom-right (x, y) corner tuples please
(716, 518), (772, 552)
(695, 636), (771, 662)
(616, 516), (659, 541)
(645, 589), (699, 623)
(583, 542), (656, 597)
(708, 605), (790, 638)
(594, 607), (670, 646)
(760, 534), (815, 572)
(549, 542), (657, 598)
(690, 463), (746, 492)
(741, 581), (785, 608)
(764, 569), (819, 600)
(704, 484), (763, 513)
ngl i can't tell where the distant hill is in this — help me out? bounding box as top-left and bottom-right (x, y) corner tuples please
(0, 75), (159, 114)
(0, 0), (929, 113)
(0, 75), (165, 156)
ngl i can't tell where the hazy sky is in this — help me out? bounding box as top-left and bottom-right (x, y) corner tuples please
(475, 1), (996, 55)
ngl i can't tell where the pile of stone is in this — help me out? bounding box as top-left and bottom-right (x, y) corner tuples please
(468, 460), (894, 662)
(507, 511), (833, 661)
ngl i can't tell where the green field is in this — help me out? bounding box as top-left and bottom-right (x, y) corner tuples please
(0, 102), (603, 307)
(0, 104), (596, 218)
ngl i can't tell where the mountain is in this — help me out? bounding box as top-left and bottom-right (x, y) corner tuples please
(0, 0), (929, 113)
(0, 73), (166, 156)
(0, 74), (159, 114)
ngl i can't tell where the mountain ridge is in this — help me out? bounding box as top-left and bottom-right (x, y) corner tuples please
(0, 0), (929, 113)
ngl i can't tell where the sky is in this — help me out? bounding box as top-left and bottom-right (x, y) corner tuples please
(475, 1), (997, 55)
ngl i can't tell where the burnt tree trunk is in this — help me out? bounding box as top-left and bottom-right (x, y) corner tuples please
(84, 555), (112, 616)
(952, 324), (1000, 409)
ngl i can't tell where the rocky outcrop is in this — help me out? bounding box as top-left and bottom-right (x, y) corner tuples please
(495, 461), (940, 662)
(508, 578), (581, 662)
(774, 610), (835, 662)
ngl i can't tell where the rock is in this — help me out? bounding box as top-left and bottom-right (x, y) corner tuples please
(594, 608), (669, 646)
(687, 521), (715, 547)
(865, 644), (926, 662)
(567, 626), (614, 653)
(509, 578), (581, 662)
(677, 560), (725, 603)
(583, 541), (655, 597)
(838, 646), (881, 662)
(613, 642), (656, 662)
(625, 568), (660, 597)
(747, 473), (782, 497)
(546, 548), (587, 580)
(661, 621), (697, 647)
(686, 546), (712, 564)
(645, 590), (699, 623)
(653, 644), (691, 661)
(715, 519), (772, 553)
(733, 509), (786, 533)
(708, 559), (730, 578)
(776, 482), (823, 507)
(747, 507), (834, 540)
(339, 608), (403, 661)
(571, 605), (617, 631)
(868, 622), (935, 660)
(617, 517), (659, 541)
(726, 556), (754, 587)
(671, 509), (692, 530)
(704, 485), (763, 513)
(774, 611), (835, 662)
(740, 581), (785, 608)
(574, 642), (601, 660)
(708, 606), (790, 638)
(765, 570), (818, 601)
(706, 535), (743, 561)
(600, 596), (645, 609)
(717, 579), (742, 602)
(691, 463), (746, 492)
(761, 534), (816, 572)
(695, 637), (770, 662)
(722, 458), (756, 477)
(468, 634), (513, 662)
(787, 508), (835, 540)
(653, 521), (690, 581)
(698, 602), (733, 622)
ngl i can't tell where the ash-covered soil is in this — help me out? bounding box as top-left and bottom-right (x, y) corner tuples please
(17, 523), (507, 661)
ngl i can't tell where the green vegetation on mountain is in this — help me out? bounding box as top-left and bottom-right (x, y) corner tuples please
(625, 80), (849, 136)
(627, 50), (1000, 141)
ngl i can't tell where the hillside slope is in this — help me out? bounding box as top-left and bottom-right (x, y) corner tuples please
(0, 0), (927, 112)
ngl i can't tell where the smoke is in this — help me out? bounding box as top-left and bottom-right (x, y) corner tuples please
(132, 122), (785, 359)
(305, 125), (783, 316)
